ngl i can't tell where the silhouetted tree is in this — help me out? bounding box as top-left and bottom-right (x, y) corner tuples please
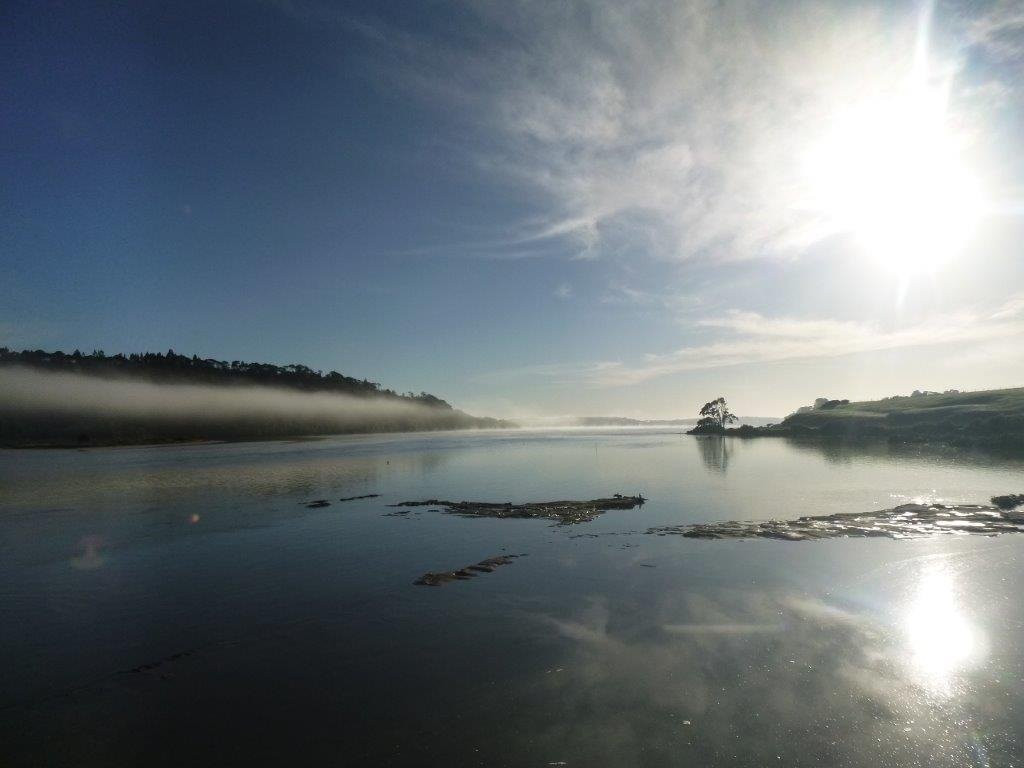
(697, 397), (737, 431)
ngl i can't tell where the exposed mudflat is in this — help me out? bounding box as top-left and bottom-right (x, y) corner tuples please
(649, 500), (1024, 541)
(390, 494), (645, 525)
(414, 553), (526, 586)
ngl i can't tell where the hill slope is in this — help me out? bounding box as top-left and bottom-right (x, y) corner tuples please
(704, 388), (1024, 448)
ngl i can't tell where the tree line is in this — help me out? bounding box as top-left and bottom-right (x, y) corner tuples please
(0, 347), (452, 409)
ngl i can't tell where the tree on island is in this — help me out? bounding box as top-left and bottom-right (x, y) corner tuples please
(695, 397), (737, 433)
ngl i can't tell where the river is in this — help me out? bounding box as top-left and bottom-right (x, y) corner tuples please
(2, 428), (1022, 765)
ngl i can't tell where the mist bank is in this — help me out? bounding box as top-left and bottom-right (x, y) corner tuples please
(0, 367), (510, 447)
(0, 347), (454, 406)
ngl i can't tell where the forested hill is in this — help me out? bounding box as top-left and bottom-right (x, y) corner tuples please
(0, 348), (451, 407)
(0, 348), (511, 447)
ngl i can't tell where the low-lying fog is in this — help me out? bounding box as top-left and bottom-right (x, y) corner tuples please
(0, 367), (490, 444)
(0, 367), (441, 422)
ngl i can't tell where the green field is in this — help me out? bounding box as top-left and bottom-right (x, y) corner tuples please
(772, 387), (1024, 447)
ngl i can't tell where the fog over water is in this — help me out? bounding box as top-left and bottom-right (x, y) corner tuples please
(0, 368), (781, 443)
(0, 367), (442, 422)
(0, 367), (500, 444)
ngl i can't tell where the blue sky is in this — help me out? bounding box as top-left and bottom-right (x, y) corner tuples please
(3, 0), (1023, 418)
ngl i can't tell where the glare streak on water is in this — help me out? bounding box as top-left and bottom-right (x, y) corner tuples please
(902, 562), (984, 696)
(1, 429), (1022, 767)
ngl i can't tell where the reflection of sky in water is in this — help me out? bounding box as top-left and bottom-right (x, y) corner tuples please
(1, 430), (1023, 765)
(512, 554), (1015, 765)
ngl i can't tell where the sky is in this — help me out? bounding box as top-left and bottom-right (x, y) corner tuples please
(3, 0), (1023, 419)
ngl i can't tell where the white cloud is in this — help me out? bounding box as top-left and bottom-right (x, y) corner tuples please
(273, 1), (1016, 264)
(424, 1), (1007, 262)
(496, 291), (1024, 387)
(599, 284), (701, 312)
(967, 0), (1024, 69)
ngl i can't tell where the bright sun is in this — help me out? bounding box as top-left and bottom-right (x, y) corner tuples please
(805, 83), (983, 277)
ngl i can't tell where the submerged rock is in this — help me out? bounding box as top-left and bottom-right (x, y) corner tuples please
(414, 553), (526, 586)
(303, 494), (380, 508)
(992, 494), (1024, 510)
(648, 501), (1024, 541)
(391, 494), (646, 525)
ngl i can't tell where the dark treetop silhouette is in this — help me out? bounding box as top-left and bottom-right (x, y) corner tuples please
(688, 397), (738, 434)
(1, 347), (448, 403)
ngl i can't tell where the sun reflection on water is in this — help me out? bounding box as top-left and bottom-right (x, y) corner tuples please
(903, 563), (984, 694)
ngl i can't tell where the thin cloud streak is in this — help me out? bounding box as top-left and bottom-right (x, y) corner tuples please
(603, 298), (1024, 386)
(599, 284), (703, 313)
(487, 292), (1024, 388)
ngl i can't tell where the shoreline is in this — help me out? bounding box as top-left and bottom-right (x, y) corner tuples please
(0, 424), (515, 450)
(687, 425), (1024, 450)
(688, 387), (1024, 449)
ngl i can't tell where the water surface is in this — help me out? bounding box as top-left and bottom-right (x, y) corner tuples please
(2, 429), (1022, 766)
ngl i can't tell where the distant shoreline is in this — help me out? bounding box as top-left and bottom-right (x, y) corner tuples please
(2, 427), (508, 450)
(686, 386), (1024, 449)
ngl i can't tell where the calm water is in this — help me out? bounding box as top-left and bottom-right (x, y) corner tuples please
(2, 429), (1023, 766)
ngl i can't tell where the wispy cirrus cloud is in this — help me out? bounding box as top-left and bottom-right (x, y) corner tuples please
(967, 0), (1024, 72)
(448, 0), (898, 261)
(269, 1), (1018, 264)
(346, 1), (1017, 263)
(483, 292), (1024, 388)
(599, 284), (702, 313)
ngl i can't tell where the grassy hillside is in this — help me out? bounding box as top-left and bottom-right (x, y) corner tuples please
(775, 387), (1024, 447)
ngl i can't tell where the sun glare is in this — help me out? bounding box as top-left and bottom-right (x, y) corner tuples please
(903, 563), (984, 695)
(805, 83), (983, 277)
